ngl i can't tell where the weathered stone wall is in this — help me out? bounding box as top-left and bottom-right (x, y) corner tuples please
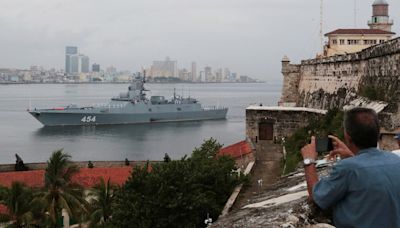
(246, 109), (324, 144)
(281, 37), (400, 131)
(280, 61), (301, 104)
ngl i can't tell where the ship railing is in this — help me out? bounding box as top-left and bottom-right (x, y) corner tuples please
(93, 103), (127, 109)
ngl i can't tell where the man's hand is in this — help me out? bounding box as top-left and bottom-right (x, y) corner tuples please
(301, 136), (318, 160)
(328, 135), (354, 159)
(301, 136), (319, 201)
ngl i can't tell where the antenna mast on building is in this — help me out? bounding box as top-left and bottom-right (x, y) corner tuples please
(320, 0), (324, 54)
(354, 0), (357, 27)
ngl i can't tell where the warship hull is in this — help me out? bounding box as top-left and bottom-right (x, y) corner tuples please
(29, 108), (228, 126)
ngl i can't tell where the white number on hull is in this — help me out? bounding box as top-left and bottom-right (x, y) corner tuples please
(81, 116), (97, 123)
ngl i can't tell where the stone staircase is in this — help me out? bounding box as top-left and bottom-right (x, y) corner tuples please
(233, 140), (283, 208)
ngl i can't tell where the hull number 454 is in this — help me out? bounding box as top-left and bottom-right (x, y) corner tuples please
(81, 116), (96, 123)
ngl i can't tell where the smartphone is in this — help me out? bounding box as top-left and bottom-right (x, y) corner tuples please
(316, 137), (333, 153)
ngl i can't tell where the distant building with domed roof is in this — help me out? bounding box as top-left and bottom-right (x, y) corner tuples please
(324, 0), (395, 57)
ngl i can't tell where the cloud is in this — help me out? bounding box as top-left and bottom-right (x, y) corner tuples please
(0, 0), (399, 79)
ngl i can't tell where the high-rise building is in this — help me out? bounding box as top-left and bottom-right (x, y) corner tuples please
(106, 66), (117, 74)
(69, 55), (80, 74)
(191, 62), (197, 82)
(224, 68), (231, 80)
(179, 68), (189, 81)
(216, 68), (223, 82)
(65, 46), (90, 74)
(231, 72), (237, 81)
(80, 55), (90, 73)
(150, 57), (178, 78)
(65, 46), (78, 74)
(204, 66), (212, 82)
(92, 63), (100, 72)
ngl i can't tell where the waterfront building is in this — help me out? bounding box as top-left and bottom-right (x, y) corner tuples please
(216, 68), (223, 82)
(150, 57), (178, 78)
(324, 0), (395, 57)
(92, 63), (100, 72)
(69, 54), (80, 74)
(106, 66), (117, 74)
(204, 66), (212, 82)
(231, 72), (237, 82)
(80, 55), (90, 73)
(198, 71), (204, 82)
(224, 68), (231, 81)
(191, 62), (197, 82)
(179, 68), (189, 81)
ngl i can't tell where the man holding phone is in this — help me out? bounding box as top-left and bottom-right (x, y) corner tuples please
(301, 107), (400, 227)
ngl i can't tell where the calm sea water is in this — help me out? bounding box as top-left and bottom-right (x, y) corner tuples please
(0, 83), (280, 163)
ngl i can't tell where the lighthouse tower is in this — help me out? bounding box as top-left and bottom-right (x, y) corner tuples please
(368, 0), (393, 32)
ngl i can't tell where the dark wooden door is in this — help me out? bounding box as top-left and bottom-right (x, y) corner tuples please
(259, 122), (273, 140)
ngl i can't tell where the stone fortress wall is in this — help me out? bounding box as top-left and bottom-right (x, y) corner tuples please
(281, 37), (400, 132)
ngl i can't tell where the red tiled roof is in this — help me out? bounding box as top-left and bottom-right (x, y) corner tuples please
(72, 167), (131, 188)
(219, 140), (253, 159)
(325, 29), (395, 36)
(0, 167), (132, 189)
(0, 170), (45, 188)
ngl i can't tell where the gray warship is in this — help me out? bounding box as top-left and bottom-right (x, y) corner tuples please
(28, 76), (228, 126)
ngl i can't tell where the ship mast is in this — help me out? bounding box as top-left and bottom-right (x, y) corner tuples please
(354, 0), (357, 27)
(320, 0), (324, 54)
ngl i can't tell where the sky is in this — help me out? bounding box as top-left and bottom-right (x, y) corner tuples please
(0, 0), (399, 81)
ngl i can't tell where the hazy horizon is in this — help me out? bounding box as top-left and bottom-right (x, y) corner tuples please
(1, 0), (399, 80)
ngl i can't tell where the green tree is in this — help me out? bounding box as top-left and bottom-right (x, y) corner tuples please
(0, 182), (35, 228)
(111, 138), (242, 228)
(88, 178), (116, 228)
(283, 109), (344, 174)
(38, 149), (88, 227)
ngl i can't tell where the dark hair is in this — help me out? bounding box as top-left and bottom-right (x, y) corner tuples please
(344, 107), (380, 149)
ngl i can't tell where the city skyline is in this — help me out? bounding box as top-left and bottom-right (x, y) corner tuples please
(0, 0), (399, 80)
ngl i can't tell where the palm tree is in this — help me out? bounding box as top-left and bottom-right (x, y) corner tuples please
(0, 182), (34, 228)
(40, 149), (88, 227)
(88, 178), (116, 228)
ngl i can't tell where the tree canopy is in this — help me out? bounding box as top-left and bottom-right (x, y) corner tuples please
(110, 138), (242, 228)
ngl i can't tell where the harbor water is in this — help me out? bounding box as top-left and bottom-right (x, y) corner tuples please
(0, 83), (280, 163)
